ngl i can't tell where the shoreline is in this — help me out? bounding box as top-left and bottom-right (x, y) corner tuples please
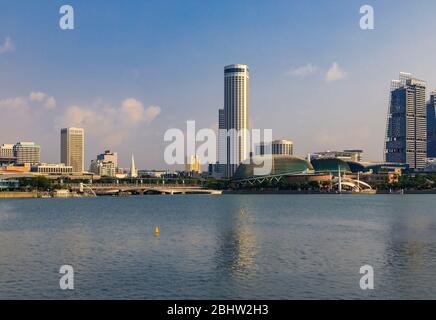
(2, 189), (436, 199)
(224, 190), (436, 195)
(0, 191), (91, 199)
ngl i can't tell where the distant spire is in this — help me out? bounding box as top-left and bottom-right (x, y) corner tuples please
(130, 154), (138, 178)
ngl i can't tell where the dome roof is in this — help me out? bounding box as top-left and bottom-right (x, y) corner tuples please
(233, 155), (313, 180)
(311, 158), (351, 173)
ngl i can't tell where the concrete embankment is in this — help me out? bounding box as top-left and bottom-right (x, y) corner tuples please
(223, 190), (330, 194)
(224, 190), (436, 195)
(0, 191), (84, 199)
(0, 191), (38, 199)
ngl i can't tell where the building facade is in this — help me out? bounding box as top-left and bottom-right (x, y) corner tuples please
(185, 155), (201, 174)
(89, 159), (116, 177)
(385, 73), (427, 169)
(0, 179), (20, 190)
(427, 91), (436, 158)
(224, 64), (250, 177)
(311, 149), (363, 162)
(211, 108), (227, 179)
(61, 127), (85, 173)
(0, 144), (16, 165)
(13, 142), (41, 165)
(257, 140), (294, 156)
(0, 144), (14, 158)
(97, 150), (118, 169)
(90, 150), (118, 177)
(217, 108), (226, 165)
(31, 163), (74, 175)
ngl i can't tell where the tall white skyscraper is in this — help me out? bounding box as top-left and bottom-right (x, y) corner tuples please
(224, 64), (250, 177)
(61, 127), (84, 173)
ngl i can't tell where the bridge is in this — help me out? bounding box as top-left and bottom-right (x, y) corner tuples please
(67, 183), (223, 196)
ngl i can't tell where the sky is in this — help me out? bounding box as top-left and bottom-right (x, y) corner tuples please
(1, 0), (436, 169)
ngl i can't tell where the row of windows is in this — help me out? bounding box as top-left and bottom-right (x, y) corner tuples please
(225, 68), (247, 74)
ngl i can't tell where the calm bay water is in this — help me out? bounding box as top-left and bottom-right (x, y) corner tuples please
(1, 194), (436, 299)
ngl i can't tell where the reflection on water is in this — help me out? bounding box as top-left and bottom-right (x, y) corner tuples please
(1, 195), (436, 299)
(215, 215), (257, 276)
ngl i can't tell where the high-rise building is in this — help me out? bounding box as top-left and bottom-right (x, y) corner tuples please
(61, 127), (85, 173)
(90, 150), (118, 177)
(385, 73), (427, 169)
(97, 150), (118, 169)
(427, 91), (436, 158)
(185, 155), (201, 174)
(224, 64), (250, 177)
(217, 109), (226, 165)
(130, 154), (138, 178)
(211, 108), (227, 178)
(257, 140), (294, 156)
(90, 160), (116, 177)
(13, 142), (41, 165)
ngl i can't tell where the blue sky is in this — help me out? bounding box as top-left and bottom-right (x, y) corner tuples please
(1, 0), (436, 168)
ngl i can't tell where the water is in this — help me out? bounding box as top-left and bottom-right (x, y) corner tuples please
(1, 194), (436, 299)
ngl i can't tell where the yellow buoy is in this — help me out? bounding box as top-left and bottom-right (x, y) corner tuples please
(240, 208), (246, 216)
(155, 226), (159, 236)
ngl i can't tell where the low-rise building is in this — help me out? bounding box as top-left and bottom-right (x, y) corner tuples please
(208, 163), (226, 179)
(0, 179), (20, 190)
(311, 149), (363, 162)
(31, 163), (74, 175)
(0, 144), (16, 165)
(138, 170), (167, 178)
(358, 168), (402, 185)
(53, 189), (71, 198)
(0, 164), (31, 173)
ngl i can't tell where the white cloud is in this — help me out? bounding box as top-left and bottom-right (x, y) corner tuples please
(0, 91), (56, 111)
(121, 98), (145, 124)
(0, 92), (57, 148)
(0, 93), (162, 165)
(29, 92), (47, 102)
(29, 92), (57, 109)
(30, 92), (57, 109)
(55, 98), (161, 147)
(325, 62), (347, 82)
(44, 96), (57, 109)
(119, 98), (161, 126)
(144, 105), (161, 123)
(287, 63), (319, 77)
(0, 96), (27, 109)
(0, 37), (14, 54)
(287, 62), (347, 82)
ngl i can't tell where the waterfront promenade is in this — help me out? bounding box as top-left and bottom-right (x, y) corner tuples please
(65, 183), (223, 196)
